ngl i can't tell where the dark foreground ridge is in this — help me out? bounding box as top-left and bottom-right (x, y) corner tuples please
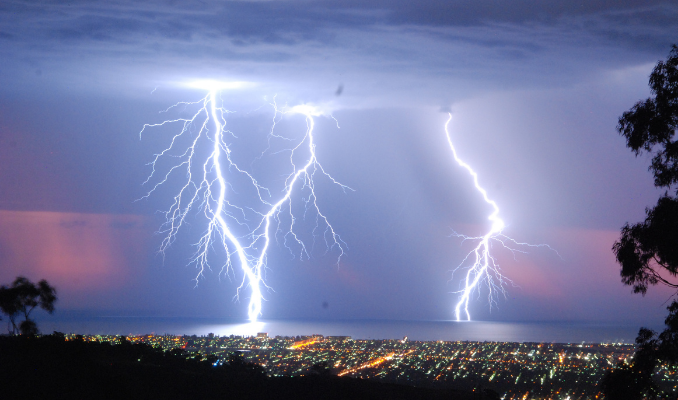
(0, 334), (481, 400)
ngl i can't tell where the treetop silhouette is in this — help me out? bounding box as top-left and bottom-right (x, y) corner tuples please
(614, 44), (678, 295)
(0, 276), (57, 335)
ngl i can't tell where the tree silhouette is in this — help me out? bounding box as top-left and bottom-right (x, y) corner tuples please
(0, 276), (57, 335)
(605, 45), (678, 398)
(613, 44), (678, 294)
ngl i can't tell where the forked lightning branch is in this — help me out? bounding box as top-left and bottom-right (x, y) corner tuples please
(444, 114), (556, 321)
(140, 82), (349, 322)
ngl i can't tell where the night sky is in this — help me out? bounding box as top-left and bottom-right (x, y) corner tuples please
(1, 0), (677, 325)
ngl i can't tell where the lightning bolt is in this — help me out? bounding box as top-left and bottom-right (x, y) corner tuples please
(139, 82), (349, 322)
(444, 113), (554, 321)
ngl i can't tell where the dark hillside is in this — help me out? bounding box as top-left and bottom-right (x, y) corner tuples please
(0, 334), (482, 400)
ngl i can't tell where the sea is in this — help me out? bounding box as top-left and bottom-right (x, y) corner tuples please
(32, 315), (656, 344)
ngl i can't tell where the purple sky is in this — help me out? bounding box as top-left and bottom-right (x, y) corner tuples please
(0, 0), (677, 325)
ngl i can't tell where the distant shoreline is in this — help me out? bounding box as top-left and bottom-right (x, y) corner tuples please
(32, 316), (650, 344)
(55, 332), (638, 348)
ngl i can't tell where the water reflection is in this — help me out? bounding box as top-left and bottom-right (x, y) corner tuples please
(204, 321), (266, 337)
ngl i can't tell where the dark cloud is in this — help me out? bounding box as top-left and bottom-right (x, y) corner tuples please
(0, 2), (673, 108)
(377, 0), (675, 26)
(3, 0), (675, 54)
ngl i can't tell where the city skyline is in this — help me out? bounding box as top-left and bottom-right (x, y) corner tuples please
(71, 332), (648, 399)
